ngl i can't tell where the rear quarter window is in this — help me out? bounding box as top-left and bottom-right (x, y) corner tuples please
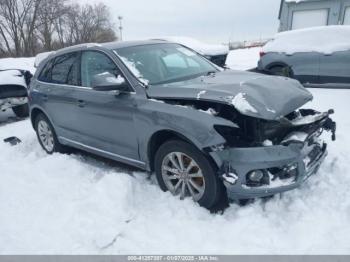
(38, 52), (80, 85)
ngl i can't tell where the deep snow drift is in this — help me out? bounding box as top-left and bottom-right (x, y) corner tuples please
(1, 50), (350, 254)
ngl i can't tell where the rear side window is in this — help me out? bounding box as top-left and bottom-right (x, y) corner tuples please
(38, 60), (53, 82)
(39, 52), (80, 85)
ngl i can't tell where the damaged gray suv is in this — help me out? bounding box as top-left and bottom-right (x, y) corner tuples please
(29, 41), (336, 209)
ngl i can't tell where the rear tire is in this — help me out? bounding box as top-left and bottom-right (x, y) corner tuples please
(34, 113), (68, 154)
(269, 65), (293, 77)
(154, 140), (226, 210)
(12, 103), (29, 118)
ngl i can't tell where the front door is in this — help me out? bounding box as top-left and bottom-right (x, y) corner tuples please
(73, 50), (140, 163)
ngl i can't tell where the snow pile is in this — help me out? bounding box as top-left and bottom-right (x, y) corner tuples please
(263, 26), (350, 55)
(226, 47), (260, 70)
(0, 70), (27, 87)
(157, 36), (229, 56)
(0, 57), (35, 74)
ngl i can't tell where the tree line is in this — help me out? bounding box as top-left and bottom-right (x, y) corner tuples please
(0, 0), (118, 58)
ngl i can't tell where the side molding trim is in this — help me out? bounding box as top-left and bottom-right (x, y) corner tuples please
(59, 136), (145, 166)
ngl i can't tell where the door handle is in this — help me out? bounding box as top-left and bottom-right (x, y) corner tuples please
(42, 94), (48, 102)
(77, 100), (86, 107)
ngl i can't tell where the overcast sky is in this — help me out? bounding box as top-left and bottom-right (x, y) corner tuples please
(80, 0), (281, 44)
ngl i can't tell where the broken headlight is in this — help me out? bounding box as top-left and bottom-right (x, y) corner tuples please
(214, 125), (251, 147)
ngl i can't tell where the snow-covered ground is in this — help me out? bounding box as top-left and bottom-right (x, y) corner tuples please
(1, 50), (350, 254)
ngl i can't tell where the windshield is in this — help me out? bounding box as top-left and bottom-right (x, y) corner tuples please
(114, 43), (218, 85)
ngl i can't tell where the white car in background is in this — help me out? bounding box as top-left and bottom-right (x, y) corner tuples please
(258, 26), (350, 88)
(0, 69), (32, 117)
(154, 36), (229, 67)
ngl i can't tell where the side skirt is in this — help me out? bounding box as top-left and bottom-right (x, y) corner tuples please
(58, 136), (147, 170)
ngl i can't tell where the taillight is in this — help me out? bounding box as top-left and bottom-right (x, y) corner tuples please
(259, 51), (266, 57)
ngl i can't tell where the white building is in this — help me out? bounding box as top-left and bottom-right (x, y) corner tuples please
(279, 0), (350, 31)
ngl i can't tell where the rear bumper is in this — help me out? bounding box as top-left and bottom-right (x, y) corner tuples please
(211, 139), (328, 199)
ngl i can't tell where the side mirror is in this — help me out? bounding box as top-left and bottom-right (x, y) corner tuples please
(92, 72), (129, 94)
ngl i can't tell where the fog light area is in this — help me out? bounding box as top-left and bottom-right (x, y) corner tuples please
(244, 163), (298, 189)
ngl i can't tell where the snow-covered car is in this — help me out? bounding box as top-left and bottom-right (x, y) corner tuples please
(29, 41), (336, 209)
(258, 26), (350, 88)
(0, 69), (31, 117)
(34, 51), (55, 68)
(154, 36), (229, 67)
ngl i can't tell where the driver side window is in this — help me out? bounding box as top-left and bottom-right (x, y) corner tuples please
(81, 51), (121, 88)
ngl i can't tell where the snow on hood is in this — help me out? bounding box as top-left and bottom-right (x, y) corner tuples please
(263, 26), (350, 55)
(0, 70), (27, 88)
(146, 70), (313, 120)
(155, 36), (229, 56)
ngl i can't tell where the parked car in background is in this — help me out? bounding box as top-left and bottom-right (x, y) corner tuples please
(34, 51), (55, 68)
(0, 69), (31, 117)
(154, 36), (229, 67)
(258, 26), (350, 88)
(29, 41), (336, 209)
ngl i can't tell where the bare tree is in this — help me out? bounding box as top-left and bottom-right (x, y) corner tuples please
(0, 0), (43, 56)
(36, 0), (68, 51)
(65, 3), (117, 45)
(0, 0), (118, 57)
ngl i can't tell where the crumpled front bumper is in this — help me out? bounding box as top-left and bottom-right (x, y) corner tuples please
(210, 137), (328, 200)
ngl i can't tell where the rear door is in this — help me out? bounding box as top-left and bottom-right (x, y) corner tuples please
(36, 52), (81, 140)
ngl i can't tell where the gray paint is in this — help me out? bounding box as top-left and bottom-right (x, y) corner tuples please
(29, 41), (334, 200)
(147, 70), (313, 120)
(258, 50), (350, 86)
(279, 0), (350, 32)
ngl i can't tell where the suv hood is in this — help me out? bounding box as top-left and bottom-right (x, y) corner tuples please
(146, 70), (313, 120)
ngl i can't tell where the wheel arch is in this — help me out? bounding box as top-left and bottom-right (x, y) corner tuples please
(147, 129), (201, 172)
(266, 62), (294, 77)
(30, 106), (51, 128)
(266, 61), (290, 71)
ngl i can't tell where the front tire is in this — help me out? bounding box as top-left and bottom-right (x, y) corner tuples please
(154, 140), (226, 209)
(34, 113), (67, 154)
(12, 103), (29, 118)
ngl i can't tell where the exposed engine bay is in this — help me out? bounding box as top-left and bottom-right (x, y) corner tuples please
(156, 99), (336, 148)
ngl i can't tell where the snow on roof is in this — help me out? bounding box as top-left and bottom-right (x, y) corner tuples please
(34, 51), (55, 68)
(156, 36), (229, 56)
(263, 26), (350, 55)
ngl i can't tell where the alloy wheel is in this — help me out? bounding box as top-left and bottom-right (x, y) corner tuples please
(37, 120), (54, 152)
(161, 152), (205, 201)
